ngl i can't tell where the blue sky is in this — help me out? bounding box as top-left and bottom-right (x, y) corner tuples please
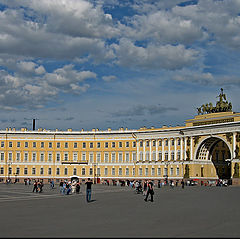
(0, 0), (240, 131)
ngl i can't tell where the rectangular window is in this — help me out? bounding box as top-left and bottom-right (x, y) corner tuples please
(49, 142), (52, 148)
(9, 142), (12, 148)
(126, 142), (129, 147)
(24, 167), (28, 175)
(64, 153), (68, 161)
(119, 168), (122, 176)
(97, 168), (100, 175)
(151, 168), (155, 176)
(41, 142), (44, 148)
(112, 142), (115, 148)
(119, 142), (122, 148)
(90, 142), (93, 148)
(8, 167), (12, 175)
(132, 168), (135, 176)
(152, 151), (156, 161)
(16, 167), (20, 175)
(152, 140), (156, 147)
(158, 152), (162, 161)
(48, 153), (52, 162)
(24, 152), (28, 161)
(139, 168), (142, 176)
(48, 168), (52, 175)
(146, 141), (149, 147)
(56, 153), (60, 162)
(145, 168), (149, 176)
(125, 153), (129, 162)
(132, 152), (136, 161)
(140, 141), (143, 147)
(140, 152), (143, 161)
(165, 152), (168, 161)
(89, 153), (93, 163)
(1, 152), (4, 161)
(104, 168), (108, 176)
(176, 167), (180, 176)
(89, 168), (93, 175)
(178, 139), (180, 146)
(111, 153), (116, 163)
(133, 142), (136, 148)
(165, 140), (168, 146)
(1, 141), (4, 148)
(82, 168), (85, 175)
(82, 153), (86, 161)
(64, 168), (68, 175)
(17, 142), (21, 148)
(97, 153), (101, 163)
(40, 168), (44, 175)
(164, 168), (168, 176)
(171, 139), (174, 146)
(82, 142), (86, 148)
(40, 153), (44, 162)
(126, 168), (129, 176)
(73, 168), (77, 175)
(105, 142), (108, 148)
(146, 152), (150, 161)
(157, 168), (161, 176)
(25, 142), (28, 148)
(32, 168), (36, 175)
(104, 153), (109, 163)
(57, 142), (60, 148)
(73, 152), (78, 161)
(56, 168), (60, 175)
(16, 152), (20, 162)
(170, 167), (174, 176)
(97, 142), (100, 148)
(118, 153), (123, 162)
(177, 151), (180, 160)
(65, 142), (68, 148)
(33, 142), (36, 148)
(8, 152), (12, 161)
(159, 140), (162, 146)
(32, 152), (36, 162)
(0, 167), (4, 174)
(74, 142), (78, 148)
(171, 152), (174, 160)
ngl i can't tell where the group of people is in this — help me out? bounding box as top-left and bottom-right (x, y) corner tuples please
(59, 180), (81, 195)
(32, 180), (44, 193)
(134, 180), (155, 202)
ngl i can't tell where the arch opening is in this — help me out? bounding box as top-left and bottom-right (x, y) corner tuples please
(196, 137), (231, 179)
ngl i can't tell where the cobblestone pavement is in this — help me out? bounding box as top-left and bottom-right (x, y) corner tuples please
(0, 183), (240, 238)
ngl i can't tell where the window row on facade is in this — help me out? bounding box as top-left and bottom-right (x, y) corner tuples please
(1, 166), (182, 177)
(0, 141), (136, 149)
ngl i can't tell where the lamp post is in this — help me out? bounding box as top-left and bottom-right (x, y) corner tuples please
(93, 163), (98, 184)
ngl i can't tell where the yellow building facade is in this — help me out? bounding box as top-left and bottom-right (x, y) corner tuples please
(1, 92), (240, 185)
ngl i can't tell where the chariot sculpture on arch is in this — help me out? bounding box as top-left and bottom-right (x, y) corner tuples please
(197, 88), (232, 115)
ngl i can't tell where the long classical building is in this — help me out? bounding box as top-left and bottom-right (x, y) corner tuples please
(1, 91), (240, 185)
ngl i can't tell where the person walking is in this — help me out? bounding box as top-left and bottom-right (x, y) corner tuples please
(85, 178), (93, 202)
(76, 182), (80, 194)
(181, 179), (185, 189)
(144, 180), (154, 202)
(32, 181), (38, 193)
(59, 180), (64, 194)
(143, 180), (148, 196)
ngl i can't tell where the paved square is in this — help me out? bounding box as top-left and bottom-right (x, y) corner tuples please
(0, 183), (240, 238)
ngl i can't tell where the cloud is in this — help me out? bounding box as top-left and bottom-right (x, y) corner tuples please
(112, 39), (199, 70)
(111, 104), (178, 117)
(102, 75), (117, 82)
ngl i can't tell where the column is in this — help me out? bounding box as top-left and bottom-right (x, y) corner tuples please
(149, 140), (152, 162)
(233, 132), (237, 159)
(174, 138), (177, 161)
(168, 138), (170, 161)
(156, 139), (158, 162)
(143, 140), (146, 162)
(184, 137), (187, 160)
(162, 139), (165, 161)
(190, 136), (193, 160)
(180, 137), (183, 160)
(137, 140), (139, 162)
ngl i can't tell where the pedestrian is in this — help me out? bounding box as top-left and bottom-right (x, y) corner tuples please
(181, 179), (185, 189)
(59, 180), (64, 194)
(76, 182), (80, 194)
(33, 181), (38, 192)
(85, 178), (93, 202)
(72, 180), (77, 194)
(143, 180), (147, 196)
(144, 180), (154, 202)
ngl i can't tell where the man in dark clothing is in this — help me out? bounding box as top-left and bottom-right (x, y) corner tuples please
(181, 179), (185, 189)
(33, 181), (38, 192)
(85, 178), (93, 202)
(144, 180), (154, 202)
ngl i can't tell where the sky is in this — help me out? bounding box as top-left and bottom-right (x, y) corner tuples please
(0, 0), (240, 131)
